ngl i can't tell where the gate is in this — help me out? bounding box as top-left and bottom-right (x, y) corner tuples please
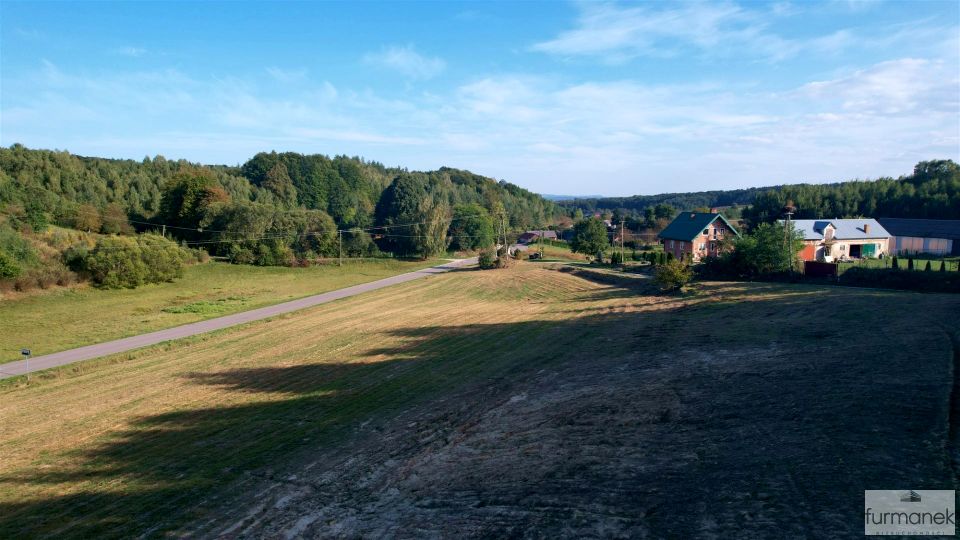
(804, 261), (838, 278)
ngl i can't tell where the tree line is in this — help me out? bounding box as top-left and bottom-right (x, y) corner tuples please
(742, 160), (959, 225)
(559, 160), (959, 227)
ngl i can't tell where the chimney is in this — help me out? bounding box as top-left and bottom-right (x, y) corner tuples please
(710, 207), (719, 214)
(863, 223), (870, 234)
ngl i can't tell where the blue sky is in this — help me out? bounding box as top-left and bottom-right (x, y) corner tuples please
(1, 1), (958, 196)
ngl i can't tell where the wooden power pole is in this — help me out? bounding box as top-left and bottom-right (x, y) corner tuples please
(338, 230), (343, 267)
(620, 219), (626, 267)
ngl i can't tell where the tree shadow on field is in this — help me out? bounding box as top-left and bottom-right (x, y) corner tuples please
(1, 279), (958, 538)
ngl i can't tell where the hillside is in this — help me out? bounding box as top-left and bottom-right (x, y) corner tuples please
(0, 145), (560, 289)
(0, 145), (558, 232)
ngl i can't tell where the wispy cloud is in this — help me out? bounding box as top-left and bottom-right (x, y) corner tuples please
(2, 52), (956, 193)
(799, 58), (958, 115)
(113, 46), (147, 57)
(363, 45), (446, 79)
(14, 27), (45, 40)
(531, 2), (956, 63)
(265, 66), (308, 83)
(531, 2), (799, 62)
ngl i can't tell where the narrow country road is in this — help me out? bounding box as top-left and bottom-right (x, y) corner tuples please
(0, 258), (476, 380)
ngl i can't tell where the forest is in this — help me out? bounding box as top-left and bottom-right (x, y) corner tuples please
(561, 160), (960, 227)
(0, 144), (558, 288)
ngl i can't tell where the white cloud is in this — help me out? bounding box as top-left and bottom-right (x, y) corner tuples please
(265, 66), (308, 83)
(2, 55), (956, 194)
(799, 58), (958, 115)
(114, 46), (147, 57)
(363, 45), (446, 79)
(531, 2), (799, 61)
(531, 2), (958, 64)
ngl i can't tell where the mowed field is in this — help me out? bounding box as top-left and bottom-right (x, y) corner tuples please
(0, 258), (438, 360)
(1, 263), (959, 538)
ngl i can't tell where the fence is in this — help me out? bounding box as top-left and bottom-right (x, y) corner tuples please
(803, 261), (838, 278)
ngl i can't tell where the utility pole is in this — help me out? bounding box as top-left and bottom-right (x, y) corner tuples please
(338, 230), (343, 267)
(782, 201), (796, 274)
(498, 211), (507, 252)
(161, 224), (166, 238)
(620, 218), (627, 268)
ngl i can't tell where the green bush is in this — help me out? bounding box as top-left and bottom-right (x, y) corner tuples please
(654, 258), (693, 292)
(138, 234), (187, 283)
(610, 251), (624, 265)
(84, 234), (189, 289)
(62, 245), (90, 272)
(478, 248), (496, 269)
(84, 237), (146, 289)
(0, 225), (39, 267)
(0, 250), (21, 278)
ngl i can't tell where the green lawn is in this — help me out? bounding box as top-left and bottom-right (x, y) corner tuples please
(0, 258), (439, 360)
(838, 256), (960, 274)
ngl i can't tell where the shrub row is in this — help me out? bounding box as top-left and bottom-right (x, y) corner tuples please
(838, 267), (960, 293)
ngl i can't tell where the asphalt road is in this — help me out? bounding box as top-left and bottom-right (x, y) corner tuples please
(0, 258), (476, 380)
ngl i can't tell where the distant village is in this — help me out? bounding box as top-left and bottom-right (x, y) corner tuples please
(518, 210), (960, 274)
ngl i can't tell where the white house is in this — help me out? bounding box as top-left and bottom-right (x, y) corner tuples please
(786, 219), (891, 262)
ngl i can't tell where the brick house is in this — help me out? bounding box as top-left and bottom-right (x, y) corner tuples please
(658, 212), (740, 262)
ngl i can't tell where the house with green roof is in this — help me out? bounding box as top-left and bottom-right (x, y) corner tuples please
(658, 212), (740, 262)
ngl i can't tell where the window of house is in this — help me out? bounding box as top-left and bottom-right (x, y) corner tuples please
(703, 229), (709, 236)
(679, 242), (684, 250)
(669, 240), (674, 249)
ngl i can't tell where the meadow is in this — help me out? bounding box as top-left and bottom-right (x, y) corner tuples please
(1, 262), (958, 537)
(0, 258), (438, 360)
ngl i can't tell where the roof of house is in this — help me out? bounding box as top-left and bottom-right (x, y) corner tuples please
(658, 212), (739, 241)
(521, 230), (557, 238)
(876, 218), (960, 240)
(517, 230), (558, 243)
(787, 219), (890, 241)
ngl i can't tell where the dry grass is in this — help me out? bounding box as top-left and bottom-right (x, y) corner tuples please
(1, 263), (958, 537)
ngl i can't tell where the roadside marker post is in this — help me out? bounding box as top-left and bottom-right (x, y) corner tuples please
(21, 348), (30, 377)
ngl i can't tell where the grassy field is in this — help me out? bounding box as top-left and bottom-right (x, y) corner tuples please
(839, 256), (960, 274)
(0, 259), (439, 360)
(534, 243), (590, 262)
(0, 263), (960, 538)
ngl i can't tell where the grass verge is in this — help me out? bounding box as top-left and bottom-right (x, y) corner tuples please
(0, 258), (439, 359)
